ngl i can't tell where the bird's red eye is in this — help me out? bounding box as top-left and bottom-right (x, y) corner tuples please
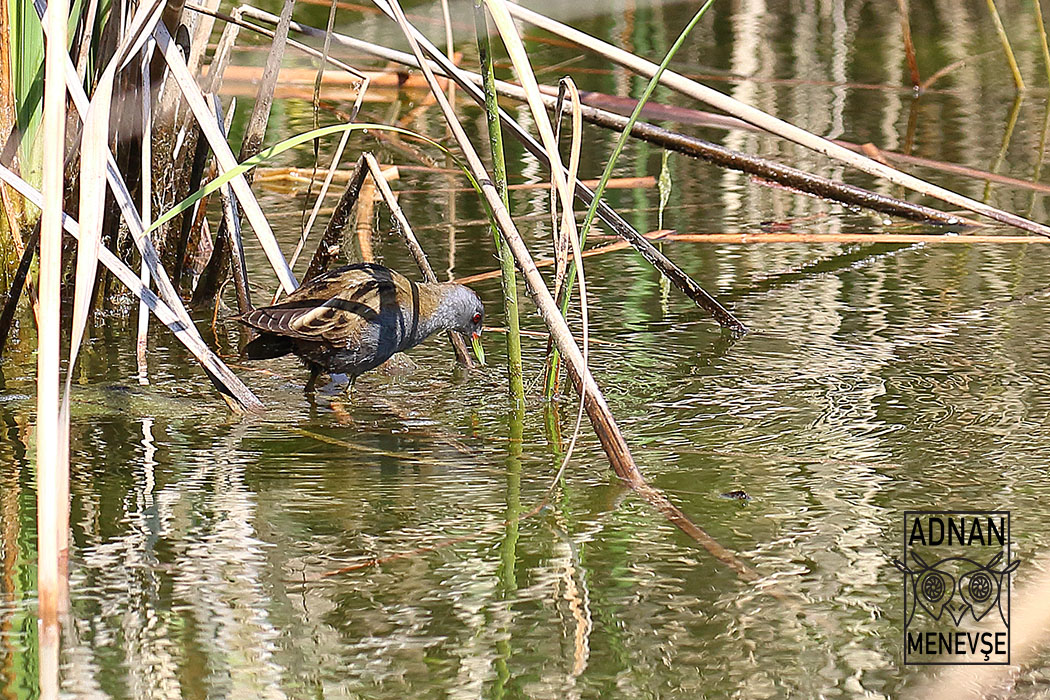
(472, 312), (482, 324)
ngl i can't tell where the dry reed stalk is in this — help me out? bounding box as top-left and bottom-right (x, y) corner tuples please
(137, 46), (153, 385)
(73, 0), (100, 79)
(36, 0), (71, 627)
(523, 91), (969, 227)
(548, 78), (582, 304)
(439, 0), (455, 109)
(298, 0), (365, 290)
(213, 0), (294, 312)
(186, 0), (220, 75)
(544, 0), (717, 400)
(32, 0), (263, 411)
(256, 167), (654, 191)
(276, 133), (356, 298)
(154, 21), (297, 293)
(536, 84), (1050, 198)
(70, 0), (166, 423)
(202, 6), (240, 93)
(0, 163), (266, 412)
(0, 0), (27, 283)
(210, 95), (252, 314)
(305, 155), (367, 281)
(383, 0), (625, 469)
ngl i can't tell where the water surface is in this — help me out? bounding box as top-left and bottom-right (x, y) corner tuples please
(4, 0), (1050, 697)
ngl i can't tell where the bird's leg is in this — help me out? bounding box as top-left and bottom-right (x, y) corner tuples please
(330, 375), (356, 425)
(304, 364), (323, 394)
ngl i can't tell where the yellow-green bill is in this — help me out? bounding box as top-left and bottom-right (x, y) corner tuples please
(471, 333), (486, 366)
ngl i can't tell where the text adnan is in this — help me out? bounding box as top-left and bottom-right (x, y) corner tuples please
(908, 516), (1005, 547)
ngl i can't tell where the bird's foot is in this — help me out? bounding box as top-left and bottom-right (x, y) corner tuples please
(318, 373), (351, 396)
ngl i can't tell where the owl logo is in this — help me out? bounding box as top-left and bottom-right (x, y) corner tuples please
(894, 552), (1019, 628)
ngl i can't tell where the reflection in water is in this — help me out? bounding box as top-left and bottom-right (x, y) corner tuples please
(5, 0), (1050, 697)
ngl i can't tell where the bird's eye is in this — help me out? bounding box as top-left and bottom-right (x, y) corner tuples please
(472, 312), (482, 324)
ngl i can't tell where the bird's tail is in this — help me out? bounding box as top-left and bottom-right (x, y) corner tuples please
(243, 333), (294, 360)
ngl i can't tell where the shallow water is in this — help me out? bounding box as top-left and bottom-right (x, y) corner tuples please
(5, 0), (1050, 697)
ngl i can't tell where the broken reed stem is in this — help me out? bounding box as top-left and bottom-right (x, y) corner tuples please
(155, 21), (297, 298)
(203, 0), (294, 314)
(552, 80), (1048, 200)
(287, 130), (353, 275)
(173, 125), (212, 290)
(362, 153), (473, 366)
(305, 155), (367, 281)
(212, 95), (252, 314)
(984, 0), (1025, 91)
(474, 0), (524, 406)
(354, 170), (376, 261)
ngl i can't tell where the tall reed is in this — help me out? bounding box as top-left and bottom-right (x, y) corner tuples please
(36, 0), (70, 645)
(473, 0), (523, 406)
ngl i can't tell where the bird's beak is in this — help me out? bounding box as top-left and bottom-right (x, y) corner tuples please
(470, 331), (486, 366)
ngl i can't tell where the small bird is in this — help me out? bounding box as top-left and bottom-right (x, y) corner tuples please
(238, 263), (485, 391)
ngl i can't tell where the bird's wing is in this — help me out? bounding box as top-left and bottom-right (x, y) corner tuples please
(239, 265), (404, 344)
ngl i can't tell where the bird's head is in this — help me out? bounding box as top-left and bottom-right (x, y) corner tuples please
(445, 285), (485, 365)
